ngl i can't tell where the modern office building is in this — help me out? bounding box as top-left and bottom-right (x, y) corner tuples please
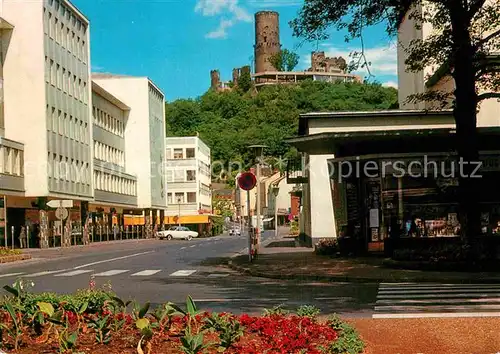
(1, 0), (92, 247)
(165, 136), (212, 234)
(93, 74), (168, 229)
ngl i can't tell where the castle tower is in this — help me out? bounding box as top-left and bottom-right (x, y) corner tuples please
(254, 11), (281, 73)
(210, 69), (221, 90)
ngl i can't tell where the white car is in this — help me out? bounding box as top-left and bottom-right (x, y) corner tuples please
(229, 227), (241, 236)
(157, 226), (199, 241)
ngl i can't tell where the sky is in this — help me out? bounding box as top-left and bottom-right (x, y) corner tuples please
(73, 0), (398, 102)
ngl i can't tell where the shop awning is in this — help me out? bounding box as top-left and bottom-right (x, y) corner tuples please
(165, 215), (211, 225)
(286, 127), (500, 157)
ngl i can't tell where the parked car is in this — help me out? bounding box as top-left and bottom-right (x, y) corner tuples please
(157, 226), (199, 241)
(229, 227), (241, 236)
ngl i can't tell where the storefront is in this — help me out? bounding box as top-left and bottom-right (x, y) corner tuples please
(289, 127), (500, 252)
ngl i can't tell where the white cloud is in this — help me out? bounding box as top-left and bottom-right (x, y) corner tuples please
(302, 43), (397, 78)
(195, 0), (252, 39)
(382, 81), (398, 89)
(247, 0), (301, 8)
(206, 19), (235, 39)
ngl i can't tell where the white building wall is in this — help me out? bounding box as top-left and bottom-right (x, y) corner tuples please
(93, 77), (165, 209)
(3, 2), (47, 196)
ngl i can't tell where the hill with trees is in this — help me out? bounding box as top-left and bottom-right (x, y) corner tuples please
(165, 80), (398, 181)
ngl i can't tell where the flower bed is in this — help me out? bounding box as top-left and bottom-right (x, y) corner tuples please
(0, 248), (30, 264)
(0, 280), (365, 354)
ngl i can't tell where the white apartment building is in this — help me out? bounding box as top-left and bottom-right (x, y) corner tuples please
(92, 75), (167, 219)
(165, 137), (212, 219)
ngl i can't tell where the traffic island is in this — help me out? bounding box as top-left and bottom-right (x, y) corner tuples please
(227, 248), (500, 284)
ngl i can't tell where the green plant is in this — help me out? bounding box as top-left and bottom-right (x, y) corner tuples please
(36, 301), (78, 353)
(107, 296), (132, 332)
(263, 303), (289, 316)
(296, 305), (321, 318)
(152, 303), (180, 333)
(204, 313), (244, 351)
(179, 325), (209, 354)
(88, 314), (112, 344)
(0, 301), (24, 350)
(327, 315), (365, 354)
(0, 247), (22, 256)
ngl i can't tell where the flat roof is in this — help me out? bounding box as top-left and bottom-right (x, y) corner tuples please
(92, 73), (165, 99)
(91, 81), (130, 111)
(300, 109), (453, 119)
(287, 127), (500, 155)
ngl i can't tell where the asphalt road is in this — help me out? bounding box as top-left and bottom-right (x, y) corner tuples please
(0, 231), (378, 317)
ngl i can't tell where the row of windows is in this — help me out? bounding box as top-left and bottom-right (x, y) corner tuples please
(166, 148), (196, 160)
(44, 2), (87, 64)
(167, 192), (197, 204)
(0, 146), (23, 176)
(93, 107), (125, 137)
(200, 183), (211, 196)
(199, 161), (210, 177)
(45, 57), (88, 105)
(94, 141), (125, 167)
(47, 105), (89, 144)
(166, 169), (196, 183)
(47, 153), (90, 185)
(94, 171), (136, 196)
(149, 84), (164, 103)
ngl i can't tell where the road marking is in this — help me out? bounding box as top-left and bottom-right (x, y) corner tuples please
(189, 245), (196, 248)
(72, 251), (154, 270)
(131, 270), (161, 276)
(373, 312), (500, 319)
(170, 270), (197, 277)
(0, 272), (25, 279)
(94, 270), (129, 277)
(208, 273), (230, 278)
(192, 298), (288, 302)
(24, 270), (68, 277)
(180, 247), (186, 250)
(55, 270), (93, 277)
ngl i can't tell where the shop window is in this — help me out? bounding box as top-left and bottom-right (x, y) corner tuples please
(187, 192), (197, 203)
(186, 148), (195, 158)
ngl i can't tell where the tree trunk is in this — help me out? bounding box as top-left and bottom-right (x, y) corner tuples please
(450, 13), (481, 258)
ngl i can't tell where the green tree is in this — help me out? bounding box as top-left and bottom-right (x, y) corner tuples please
(290, 0), (500, 247)
(238, 65), (252, 92)
(268, 49), (300, 71)
(212, 196), (234, 218)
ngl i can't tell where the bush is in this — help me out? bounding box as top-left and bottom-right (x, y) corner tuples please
(0, 247), (22, 256)
(328, 314), (365, 354)
(314, 238), (340, 256)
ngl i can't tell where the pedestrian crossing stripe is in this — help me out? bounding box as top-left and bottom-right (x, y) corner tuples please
(170, 270), (197, 277)
(55, 270), (93, 277)
(131, 270), (162, 276)
(374, 282), (500, 319)
(94, 270), (129, 277)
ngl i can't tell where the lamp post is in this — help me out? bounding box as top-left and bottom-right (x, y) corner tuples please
(272, 185), (280, 239)
(177, 196), (182, 227)
(249, 144), (267, 254)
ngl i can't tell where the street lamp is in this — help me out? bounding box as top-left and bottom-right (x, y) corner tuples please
(249, 144), (267, 254)
(272, 185), (280, 239)
(177, 196), (182, 227)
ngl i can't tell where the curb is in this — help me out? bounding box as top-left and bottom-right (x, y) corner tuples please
(0, 254), (32, 264)
(226, 258), (500, 284)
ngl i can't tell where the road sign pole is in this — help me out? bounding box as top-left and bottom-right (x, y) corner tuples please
(247, 190), (252, 262)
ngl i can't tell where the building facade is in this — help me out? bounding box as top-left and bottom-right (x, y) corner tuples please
(165, 136), (212, 233)
(92, 74), (167, 230)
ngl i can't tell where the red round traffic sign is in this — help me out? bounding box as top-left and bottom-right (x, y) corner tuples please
(238, 172), (257, 191)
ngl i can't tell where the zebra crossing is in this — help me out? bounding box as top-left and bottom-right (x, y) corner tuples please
(373, 282), (500, 318)
(0, 268), (233, 279)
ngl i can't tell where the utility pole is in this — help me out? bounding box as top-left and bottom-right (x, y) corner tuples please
(249, 145), (267, 255)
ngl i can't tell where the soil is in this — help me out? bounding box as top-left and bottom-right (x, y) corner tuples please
(349, 317), (500, 354)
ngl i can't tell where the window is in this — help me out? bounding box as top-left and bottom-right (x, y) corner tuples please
(187, 192), (197, 203)
(186, 170), (196, 181)
(175, 193), (185, 204)
(186, 148), (195, 158)
(174, 169), (184, 182)
(173, 148), (183, 159)
(167, 193), (172, 204)
(166, 149), (172, 159)
(166, 170), (173, 182)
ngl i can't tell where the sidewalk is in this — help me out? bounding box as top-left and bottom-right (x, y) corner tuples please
(228, 237), (500, 283)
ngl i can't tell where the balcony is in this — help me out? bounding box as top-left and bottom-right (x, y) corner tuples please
(0, 138), (24, 193)
(286, 157), (308, 184)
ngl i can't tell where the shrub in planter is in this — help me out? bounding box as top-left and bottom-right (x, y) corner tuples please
(314, 238), (340, 256)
